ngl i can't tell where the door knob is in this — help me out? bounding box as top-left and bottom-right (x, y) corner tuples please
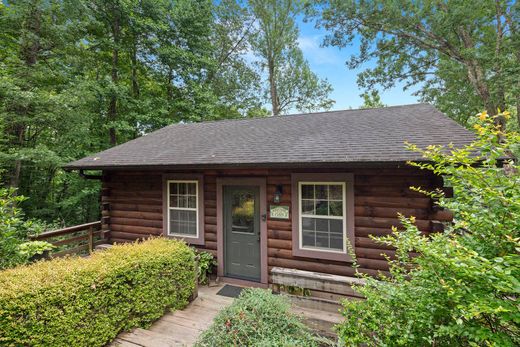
(261, 213), (266, 222)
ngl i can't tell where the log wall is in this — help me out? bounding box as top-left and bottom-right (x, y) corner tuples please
(101, 167), (450, 280)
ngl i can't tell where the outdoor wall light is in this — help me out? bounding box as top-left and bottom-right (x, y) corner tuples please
(273, 185), (283, 203)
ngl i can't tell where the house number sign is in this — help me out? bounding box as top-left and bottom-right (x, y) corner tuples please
(269, 205), (290, 220)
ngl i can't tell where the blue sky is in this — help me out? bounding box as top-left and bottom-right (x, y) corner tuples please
(297, 17), (420, 110)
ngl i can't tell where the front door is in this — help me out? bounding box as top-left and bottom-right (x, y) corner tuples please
(223, 185), (261, 281)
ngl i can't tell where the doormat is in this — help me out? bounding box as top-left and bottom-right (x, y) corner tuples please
(216, 284), (244, 298)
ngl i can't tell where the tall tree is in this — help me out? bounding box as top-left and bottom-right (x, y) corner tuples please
(0, 0), (267, 225)
(210, 0), (265, 118)
(249, 0), (334, 115)
(0, 0), (88, 189)
(312, 0), (520, 128)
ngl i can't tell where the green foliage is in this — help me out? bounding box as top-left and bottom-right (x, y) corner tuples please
(360, 90), (385, 109)
(279, 284), (311, 296)
(0, 0), (266, 226)
(196, 288), (326, 347)
(0, 188), (50, 269)
(17, 240), (54, 260)
(312, 0), (520, 128)
(196, 250), (217, 285)
(337, 111), (520, 346)
(250, 0), (334, 115)
(0, 238), (196, 347)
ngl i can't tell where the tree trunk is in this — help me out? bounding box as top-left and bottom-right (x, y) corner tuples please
(458, 27), (505, 130)
(268, 58), (280, 116)
(131, 37), (140, 139)
(108, 10), (120, 146)
(131, 38), (139, 98)
(9, 129), (23, 189)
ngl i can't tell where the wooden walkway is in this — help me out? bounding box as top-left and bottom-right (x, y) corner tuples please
(111, 283), (342, 347)
(112, 285), (233, 347)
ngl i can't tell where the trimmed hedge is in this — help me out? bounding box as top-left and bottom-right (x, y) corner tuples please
(0, 238), (196, 347)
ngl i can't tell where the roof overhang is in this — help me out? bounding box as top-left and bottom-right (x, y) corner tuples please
(63, 160), (430, 172)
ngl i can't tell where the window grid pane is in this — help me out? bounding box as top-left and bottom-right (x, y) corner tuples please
(169, 181), (198, 236)
(301, 217), (344, 251)
(300, 184), (344, 218)
(300, 183), (345, 252)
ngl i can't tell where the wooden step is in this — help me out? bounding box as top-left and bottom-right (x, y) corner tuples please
(114, 328), (186, 347)
(271, 267), (365, 298)
(288, 293), (341, 313)
(291, 301), (343, 341)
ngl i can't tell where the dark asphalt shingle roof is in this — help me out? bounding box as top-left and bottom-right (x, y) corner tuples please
(64, 103), (475, 170)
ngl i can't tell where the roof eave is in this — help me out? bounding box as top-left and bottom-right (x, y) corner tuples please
(62, 160), (432, 172)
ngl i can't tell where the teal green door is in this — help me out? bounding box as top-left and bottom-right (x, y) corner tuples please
(223, 185), (261, 281)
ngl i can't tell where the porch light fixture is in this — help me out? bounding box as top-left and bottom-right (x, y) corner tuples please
(273, 185), (283, 203)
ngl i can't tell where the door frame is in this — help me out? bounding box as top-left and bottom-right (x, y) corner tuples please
(216, 177), (268, 285)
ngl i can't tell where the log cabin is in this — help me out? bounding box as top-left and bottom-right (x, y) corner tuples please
(64, 103), (474, 299)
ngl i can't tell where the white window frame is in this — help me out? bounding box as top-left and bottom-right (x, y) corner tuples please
(298, 181), (347, 254)
(167, 180), (199, 238)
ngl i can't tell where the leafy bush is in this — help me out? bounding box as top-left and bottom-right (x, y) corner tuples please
(0, 188), (55, 269)
(17, 240), (55, 260)
(0, 188), (31, 268)
(196, 288), (327, 347)
(337, 111), (520, 346)
(0, 238), (196, 347)
(196, 250), (217, 284)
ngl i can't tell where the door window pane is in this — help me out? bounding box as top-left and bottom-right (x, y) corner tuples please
(231, 191), (255, 234)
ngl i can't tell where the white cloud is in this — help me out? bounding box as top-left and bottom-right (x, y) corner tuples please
(297, 35), (342, 65)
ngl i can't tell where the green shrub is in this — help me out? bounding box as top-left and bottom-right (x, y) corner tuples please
(0, 188), (30, 268)
(0, 238), (196, 347)
(195, 288), (327, 347)
(337, 111), (520, 346)
(17, 240), (55, 260)
(0, 188), (55, 269)
(196, 250), (217, 285)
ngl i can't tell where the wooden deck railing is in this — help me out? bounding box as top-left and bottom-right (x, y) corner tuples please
(30, 221), (108, 257)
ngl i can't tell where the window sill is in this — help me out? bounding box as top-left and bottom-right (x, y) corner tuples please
(292, 246), (353, 262)
(165, 234), (205, 246)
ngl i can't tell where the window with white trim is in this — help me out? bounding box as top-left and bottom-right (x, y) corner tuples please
(167, 180), (198, 237)
(299, 182), (346, 253)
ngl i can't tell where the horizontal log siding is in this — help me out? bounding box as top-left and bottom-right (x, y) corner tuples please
(102, 172), (164, 244)
(101, 167), (448, 280)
